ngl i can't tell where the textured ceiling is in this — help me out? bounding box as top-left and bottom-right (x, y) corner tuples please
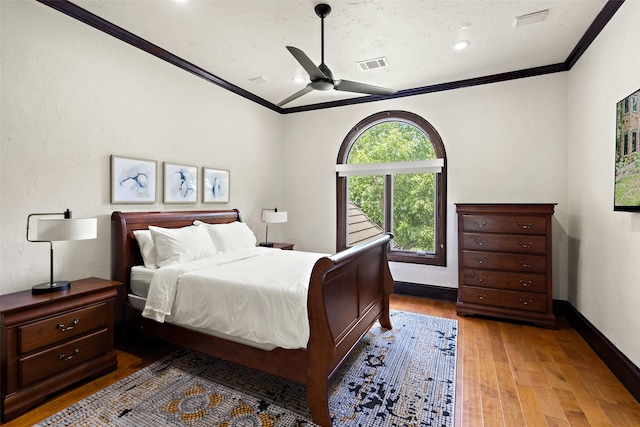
(72, 0), (607, 108)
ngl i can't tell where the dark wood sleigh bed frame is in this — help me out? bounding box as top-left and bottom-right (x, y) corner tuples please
(111, 209), (394, 426)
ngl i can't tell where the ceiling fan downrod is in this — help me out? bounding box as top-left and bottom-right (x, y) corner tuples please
(315, 3), (331, 67)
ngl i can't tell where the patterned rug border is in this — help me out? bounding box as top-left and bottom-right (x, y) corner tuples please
(36, 310), (457, 427)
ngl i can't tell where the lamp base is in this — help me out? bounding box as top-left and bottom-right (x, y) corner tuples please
(32, 281), (71, 295)
(259, 242), (274, 247)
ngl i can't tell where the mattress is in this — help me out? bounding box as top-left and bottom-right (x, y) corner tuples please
(130, 265), (155, 298)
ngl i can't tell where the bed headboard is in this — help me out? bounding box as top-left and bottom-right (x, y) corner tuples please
(111, 209), (241, 294)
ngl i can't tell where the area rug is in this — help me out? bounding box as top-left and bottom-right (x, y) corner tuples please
(36, 311), (457, 427)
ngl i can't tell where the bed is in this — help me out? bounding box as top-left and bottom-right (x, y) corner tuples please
(111, 209), (394, 426)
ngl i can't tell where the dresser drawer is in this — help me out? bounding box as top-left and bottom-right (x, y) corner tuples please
(462, 251), (547, 273)
(462, 286), (547, 313)
(462, 215), (547, 235)
(462, 233), (546, 254)
(18, 328), (109, 388)
(462, 268), (547, 293)
(19, 303), (108, 354)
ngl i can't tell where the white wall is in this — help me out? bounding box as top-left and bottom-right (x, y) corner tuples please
(567, 0), (640, 367)
(283, 74), (569, 298)
(0, 1), (285, 294)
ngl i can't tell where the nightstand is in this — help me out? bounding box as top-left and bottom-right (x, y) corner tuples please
(271, 242), (294, 250)
(0, 277), (121, 422)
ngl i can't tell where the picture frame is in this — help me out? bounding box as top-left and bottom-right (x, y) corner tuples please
(614, 88), (640, 212)
(110, 155), (157, 203)
(164, 162), (198, 203)
(202, 167), (230, 203)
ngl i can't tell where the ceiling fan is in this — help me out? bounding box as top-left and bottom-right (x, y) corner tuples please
(278, 3), (397, 107)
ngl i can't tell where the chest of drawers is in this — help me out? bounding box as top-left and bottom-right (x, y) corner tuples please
(0, 277), (121, 422)
(455, 204), (556, 328)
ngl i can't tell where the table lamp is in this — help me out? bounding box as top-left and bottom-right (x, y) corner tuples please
(26, 209), (97, 294)
(259, 207), (287, 247)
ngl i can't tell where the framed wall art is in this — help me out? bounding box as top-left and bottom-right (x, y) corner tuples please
(614, 88), (640, 212)
(202, 167), (230, 203)
(111, 155), (157, 203)
(164, 162), (198, 203)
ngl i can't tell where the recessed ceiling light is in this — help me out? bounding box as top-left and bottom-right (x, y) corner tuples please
(452, 40), (470, 50)
(292, 75), (306, 84)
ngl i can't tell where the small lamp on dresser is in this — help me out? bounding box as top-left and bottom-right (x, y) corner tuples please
(259, 207), (288, 247)
(26, 208), (97, 294)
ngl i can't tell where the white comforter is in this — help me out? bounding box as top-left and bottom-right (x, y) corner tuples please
(141, 247), (326, 349)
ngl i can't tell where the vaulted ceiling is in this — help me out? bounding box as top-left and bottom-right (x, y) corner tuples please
(46, 0), (618, 112)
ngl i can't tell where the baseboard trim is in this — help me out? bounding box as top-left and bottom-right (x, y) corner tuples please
(393, 281), (457, 302)
(554, 300), (640, 403)
(393, 282), (639, 403)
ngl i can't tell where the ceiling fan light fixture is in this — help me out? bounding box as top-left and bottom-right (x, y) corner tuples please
(453, 40), (470, 50)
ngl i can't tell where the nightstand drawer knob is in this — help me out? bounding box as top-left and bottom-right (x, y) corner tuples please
(474, 220), (487, 228)
(474, 257), (488, 265)
(519, 260), (534, 268)
(57, 318), (79, 332)
(518, 222), (533, 229)
(518, 279), (534, 287)
(518, 241), (533, 248)
(474, 293), (489, 300)
(519, 298), (534, 306)
(58, 348), (79, 361)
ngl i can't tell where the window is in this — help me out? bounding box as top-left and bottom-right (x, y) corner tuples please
(633, 131), (637, 153)
(624, 133), (629, 155)
(336, 111), (447, 266)
(632, 95), (638, 112)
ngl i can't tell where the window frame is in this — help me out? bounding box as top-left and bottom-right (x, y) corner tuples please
(336, 110), (447, 266)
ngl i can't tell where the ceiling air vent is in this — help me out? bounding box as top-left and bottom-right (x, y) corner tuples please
(513, 9), (549, 27)
(357, 57), (389, 72)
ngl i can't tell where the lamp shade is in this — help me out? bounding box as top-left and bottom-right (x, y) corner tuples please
(37, 218), (97, 241)
(262, 211), (288, 224)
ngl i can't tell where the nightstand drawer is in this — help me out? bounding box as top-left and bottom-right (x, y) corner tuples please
(18, 303), (108, 354)
(462, 215), (546, 234)
(462, 286), (547, 313)
(19, 328), (109, 388)
(462, 233), (546, 254)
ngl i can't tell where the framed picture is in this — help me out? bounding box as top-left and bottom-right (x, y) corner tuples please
(164, 162), (198, 203)
(614, 88), (640, 212)
(203, 167), (230, 203)
(111, 155), (157, 203)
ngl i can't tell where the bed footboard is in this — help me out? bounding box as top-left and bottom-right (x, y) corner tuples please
(306, 234), (394, 426)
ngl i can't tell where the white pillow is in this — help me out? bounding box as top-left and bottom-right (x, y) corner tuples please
(149, 225), (218, 267)
(194, 220), (257, 252)
(133, 229), (158, 269)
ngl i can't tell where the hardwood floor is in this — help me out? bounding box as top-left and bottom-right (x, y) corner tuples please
(4, 295), (640, 426)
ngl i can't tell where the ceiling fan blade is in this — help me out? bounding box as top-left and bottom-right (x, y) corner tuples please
(334, 79), (397, 96)
(277, 84), (314, 107)
(286, 46), (327, 81)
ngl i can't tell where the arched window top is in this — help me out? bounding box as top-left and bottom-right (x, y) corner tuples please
(337, 111), (447, 165)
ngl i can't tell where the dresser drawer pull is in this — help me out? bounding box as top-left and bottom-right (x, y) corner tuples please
(518, 241), (533, 248)
(474, 293), (489, 300)
(474, 257), (488, 265)
(473, 220), (487, 228)
(518, 222), (533, 229)
(518, 279), (534, 287)
(474, 274), (488, 283)
(519, 298), (534, 306)
(474, 238), (488, 246)
(58, 348), (80, 361)
(57, 318), (80, 332)
(518, 260), (534, 268)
